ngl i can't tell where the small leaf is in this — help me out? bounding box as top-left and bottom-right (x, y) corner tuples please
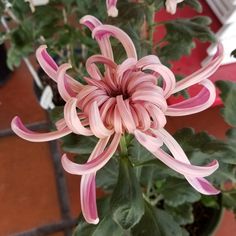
(181, 0), (202, 13)
(216, 80), (236, 127)
(110, 157), (144, 229)
(201, 195), (220, 209)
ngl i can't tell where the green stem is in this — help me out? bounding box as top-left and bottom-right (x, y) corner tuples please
(119, 135), (128, 158)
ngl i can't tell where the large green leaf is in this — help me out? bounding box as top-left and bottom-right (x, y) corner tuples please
(216, 80), (236, 127)
(73, 197), (127, 236)
(110, 157), (144, 229)
(132, 201), (183, 236)
(159, 177), (201, 207)
(158, 16), (215, 62)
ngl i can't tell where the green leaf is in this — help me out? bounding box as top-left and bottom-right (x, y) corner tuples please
(165, 204), (194, 225)
(61, 134), (98, 155)
(73, 197), (126, 236)
(92, 216), (125, 236)
(158, 16), (215, 62)
(7, 45), (33, 70)
(201, 195), (220, 209)
(181, 0), (202, 12)
(222, 190), (236, 213)
(110, 157), (144, 229)
(132, 201), (183, 236)
(96, 155), (119, 192)
(216, 80), (236, 127)
(159, 177), (201, 207)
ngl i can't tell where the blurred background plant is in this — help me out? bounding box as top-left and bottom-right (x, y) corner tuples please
(1, 0), (236, 235)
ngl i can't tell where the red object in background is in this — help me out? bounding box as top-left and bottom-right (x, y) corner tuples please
(154, 0), (236, 107)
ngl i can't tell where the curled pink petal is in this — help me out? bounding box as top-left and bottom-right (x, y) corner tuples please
(166, 79), (216, 116)
(136, 55), (161, 68)
(186, 177), (220, 195)
(116, 95), (136, 133)
(89, 101), (114, 138)
(135, 129), (218, 177)
(57, 63), (77, 101)
(36, 45), (82, 92)
(64, 98), (93, 136)
(80, 15), (114, 60)
(11, 117), (72, 142)
(80, 137), (110, 224)
(92, 25), (137, 59)
(155, 128), (219, 194)
(143, 64), (176, 98)
(86, 55), (117, 80)
(173, 43), (224, 93)
(61, 133), (121, 175)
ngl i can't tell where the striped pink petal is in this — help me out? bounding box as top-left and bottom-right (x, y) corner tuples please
(173, 43), (224, 93)
(61, 133), (121, 175)
(80, 15), (114, 60)
(81, 137), (110, 224)
(166, 79), (216, 116)
(36, 45), (82, 93)
(135, 129), (218, 177)
(64, 98), (93, 136)
(92, 25), (137, 59)
(155, 128), (219, 194)
(11, 117), (72, 142)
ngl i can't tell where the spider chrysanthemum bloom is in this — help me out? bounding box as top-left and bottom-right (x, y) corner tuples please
(11, 15), (223, 224)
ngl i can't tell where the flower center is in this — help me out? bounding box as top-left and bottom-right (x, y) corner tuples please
(79, 68), (168, 134)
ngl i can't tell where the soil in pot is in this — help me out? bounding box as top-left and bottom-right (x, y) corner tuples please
(185, 200), (223, 236)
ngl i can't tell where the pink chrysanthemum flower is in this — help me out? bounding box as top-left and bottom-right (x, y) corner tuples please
(11, 15), (223, 224)
(165, 0), (184, 14)
(106, 0), (118, 17)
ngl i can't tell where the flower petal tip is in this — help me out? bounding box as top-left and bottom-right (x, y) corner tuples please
(108, 6), (118, 17)
(89, 218), (99, 225)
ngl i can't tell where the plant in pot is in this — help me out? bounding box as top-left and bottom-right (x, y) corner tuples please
(7, 0), (236, 235)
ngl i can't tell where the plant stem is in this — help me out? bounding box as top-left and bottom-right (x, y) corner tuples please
(119, 135), (128, 158)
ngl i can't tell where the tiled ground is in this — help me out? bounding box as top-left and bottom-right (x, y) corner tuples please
(0, 1), (236, 235)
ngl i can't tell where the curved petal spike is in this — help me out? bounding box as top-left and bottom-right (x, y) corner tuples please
(11, 116), (72, 142)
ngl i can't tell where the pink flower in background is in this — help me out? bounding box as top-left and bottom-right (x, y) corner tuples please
(106, 0), (118, 17)
(11, 15), (223, 224)
(165, 0), (184, 14)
